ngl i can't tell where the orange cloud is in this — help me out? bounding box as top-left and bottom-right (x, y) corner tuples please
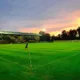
(18, 10), (80, 36)
(40, 10), (80, 35)
(18, 27), (41, 33)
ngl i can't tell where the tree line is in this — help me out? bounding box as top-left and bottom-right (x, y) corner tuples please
(39, 27), (80, 41)
(0, 27), (80, 44)
(0, 34), (40, 44)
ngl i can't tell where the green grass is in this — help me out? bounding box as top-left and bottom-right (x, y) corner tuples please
(0, 41), (80, 80)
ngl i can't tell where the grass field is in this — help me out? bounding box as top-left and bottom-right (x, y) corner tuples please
(0, 41), (80, 80)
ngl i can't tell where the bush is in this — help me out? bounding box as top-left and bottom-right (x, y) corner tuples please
(29, 40), (36, 43)
(0, 40), (9, 44)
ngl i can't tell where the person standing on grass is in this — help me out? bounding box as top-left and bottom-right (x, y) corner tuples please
(25, 41), (29, 51)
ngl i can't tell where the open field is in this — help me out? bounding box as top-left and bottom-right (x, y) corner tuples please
(0, 41), (80, 80)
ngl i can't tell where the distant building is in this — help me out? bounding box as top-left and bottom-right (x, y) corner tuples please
(0, 31), (41, 36)
(0, 31), (42, 43)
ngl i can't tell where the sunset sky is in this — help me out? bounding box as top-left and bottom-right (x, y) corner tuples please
(0, 0), (80, 35)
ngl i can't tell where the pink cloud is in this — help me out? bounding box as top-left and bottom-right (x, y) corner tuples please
(18, 27), (41, 33)
(18, 10), (80, 35)
(40, 10), (80, 35)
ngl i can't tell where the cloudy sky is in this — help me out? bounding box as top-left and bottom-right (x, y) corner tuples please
(0, 0), (80, 35)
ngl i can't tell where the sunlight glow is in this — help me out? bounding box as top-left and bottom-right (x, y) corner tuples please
(42, 28), (46, 32)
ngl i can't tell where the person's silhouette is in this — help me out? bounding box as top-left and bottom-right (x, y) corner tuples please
(25, 41), (28, 51)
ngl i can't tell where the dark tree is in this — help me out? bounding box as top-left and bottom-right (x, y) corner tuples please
(68, 29), (77, 40)
(39, 31), (45, 41)
(57, 34), (61, 40)
(51, 35), (55, 41)
(61, 30), (68, 40)
(45, 33), (50, 42)
(39, 31), (51, 42)
(77, 27), (80, 38)
(39, 31), (45, 35)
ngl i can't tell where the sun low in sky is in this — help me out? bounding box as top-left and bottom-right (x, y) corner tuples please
(0, 0), (80, 36)
(42, 28), (46, 32)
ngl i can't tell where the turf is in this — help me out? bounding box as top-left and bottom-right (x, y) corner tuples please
(0, 41), (80, 80)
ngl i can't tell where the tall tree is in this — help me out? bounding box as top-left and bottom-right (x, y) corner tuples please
(39, 31), (45, 35)
(45, 33), (51, 42)
(51, 35), (55, 41)
(77, 27), (80, 38)
(61, 30), (68, 40)
(68, 29), (77, 40)
(39, 31), (45, 41)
